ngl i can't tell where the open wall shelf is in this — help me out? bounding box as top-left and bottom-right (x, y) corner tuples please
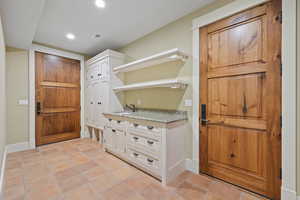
(113, 48), (188, 73)
(113, 79), (187, 93)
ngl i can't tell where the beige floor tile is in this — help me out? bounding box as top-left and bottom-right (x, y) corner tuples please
(112, 165), (138, 181)
(3, 185), (25, 200)
(176, 181), (207, 200)
(89, 172), (121, 193)
(63, 185), (99, 200)
(208, 181), (241, 200)
(55, 167), (80, 182)
(57, 174), (88, 193)
(4, 175), (23, 189)
(140, 183), (175, 200)
(83, 166), (109, 180)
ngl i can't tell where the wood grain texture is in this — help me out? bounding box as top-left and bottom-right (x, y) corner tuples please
(199, 1), (281, 199)
(35, 52), (81, 146)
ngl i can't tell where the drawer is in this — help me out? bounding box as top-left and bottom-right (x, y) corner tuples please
(104, 118), (112, 128)
(127, 146), (160, 176)
(111, 119), (127, 131)
(127, 132), (160, 154)
(128, 123), (161, 138)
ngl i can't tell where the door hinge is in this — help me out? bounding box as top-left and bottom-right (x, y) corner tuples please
(276, 11), (282, 24)
(280, 63), (282, 76)
(280, 115), (282, 128)
(279, 168), (282, 180)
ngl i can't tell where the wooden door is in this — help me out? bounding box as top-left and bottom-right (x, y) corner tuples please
(35, 52), (81, 146)
(199, 1), (281, 199)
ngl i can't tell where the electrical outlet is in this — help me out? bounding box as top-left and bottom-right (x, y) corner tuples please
(184, 99), (192, 107)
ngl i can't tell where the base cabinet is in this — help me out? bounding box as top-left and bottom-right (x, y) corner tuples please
(103, 117), (186, 185)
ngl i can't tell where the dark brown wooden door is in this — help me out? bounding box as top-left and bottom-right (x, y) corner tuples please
(199, 1), (281, 199)
(35, 52), (81, 146)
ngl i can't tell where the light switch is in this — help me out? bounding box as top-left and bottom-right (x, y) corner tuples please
(137, 99), (141, 105)
(184, 99), (192, 107)
(18, 99), (28, 105)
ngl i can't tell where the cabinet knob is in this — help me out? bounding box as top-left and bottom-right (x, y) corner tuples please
(108, 119), (112, 121)
(230, 153), (235, 158)
(133, 137), (139, 141)
(147, 126), (154, 130)
(147, 158), (154, 163)
(98, 73), (101, 76)
(133, 153), (139, 157)
(91, 76), (93, 78)
(112, 129), (116, 133)
(98, 102), (102, 105)
(90, 102), (93, 104)
(134, 123), (139, 127)
(117, 120), (121, 124)
(147, 140), (154, 145)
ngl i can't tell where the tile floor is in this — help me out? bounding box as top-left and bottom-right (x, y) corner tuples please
(3, 138), (268, 200)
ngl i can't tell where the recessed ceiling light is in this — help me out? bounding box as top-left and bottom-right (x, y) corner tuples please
(95, 0), (106, 8)
(94, 34), (101, 38)
(66, 33), (75, 40)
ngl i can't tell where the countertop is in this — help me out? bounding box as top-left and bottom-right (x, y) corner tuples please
(104, 109), (188, 123)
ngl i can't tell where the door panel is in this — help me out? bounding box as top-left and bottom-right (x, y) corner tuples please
(208, 18), (265, 69)
(208, 73), (264, 118)
(36, 52), (81, 146)
(200, 2), (281, 199)
(208, 125), (266, 175)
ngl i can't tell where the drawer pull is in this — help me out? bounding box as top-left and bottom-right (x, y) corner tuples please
(108, 119), (112, 121)
(147, 158), (154, 163)
(91, 75), (93, 79)
(133, 123), (139, 127)
(98, 73), (102, 76)
(147, 126), (154, 130)
(112, 129), (116, 133)
(90, 102), (93, 104)
(147, 140), (154, 145)
(133, 153), (139, 157)
(98, 102), (102, 105)
(133, 137), (139, 141)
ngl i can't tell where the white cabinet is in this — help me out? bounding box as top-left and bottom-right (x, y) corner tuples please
(103, 126), (126, 156)
(103, 116), (187, 186)
(85, 50), (125, 138)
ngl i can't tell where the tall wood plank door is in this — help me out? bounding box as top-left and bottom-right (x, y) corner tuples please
(35, 52), (81, 146)
(199, 1), (281, 199)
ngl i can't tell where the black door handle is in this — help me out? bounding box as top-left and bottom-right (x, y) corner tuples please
(201, 104), (208, 125)
(36, 102), (41, 115)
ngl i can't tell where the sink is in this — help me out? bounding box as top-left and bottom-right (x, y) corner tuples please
(119, 112), (132, 115)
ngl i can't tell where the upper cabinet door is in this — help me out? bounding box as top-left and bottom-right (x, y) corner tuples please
(85, 83), (94, 125)
(101, 59), (110, 82)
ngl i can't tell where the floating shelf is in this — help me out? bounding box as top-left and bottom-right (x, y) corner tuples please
(113, 48), (188, 73)
(113, 79), (187, 92)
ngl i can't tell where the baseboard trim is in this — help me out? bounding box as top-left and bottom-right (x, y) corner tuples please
(6, 142), (33, 154)
(185, 159), (198, 173)
(281, 186), (297, 200)
(0, 148), (7, 199)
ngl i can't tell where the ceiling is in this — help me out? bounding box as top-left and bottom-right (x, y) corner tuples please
(0, 0), (214, 56)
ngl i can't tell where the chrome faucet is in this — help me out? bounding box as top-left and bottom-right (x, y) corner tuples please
(125, 104), (136, 112)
